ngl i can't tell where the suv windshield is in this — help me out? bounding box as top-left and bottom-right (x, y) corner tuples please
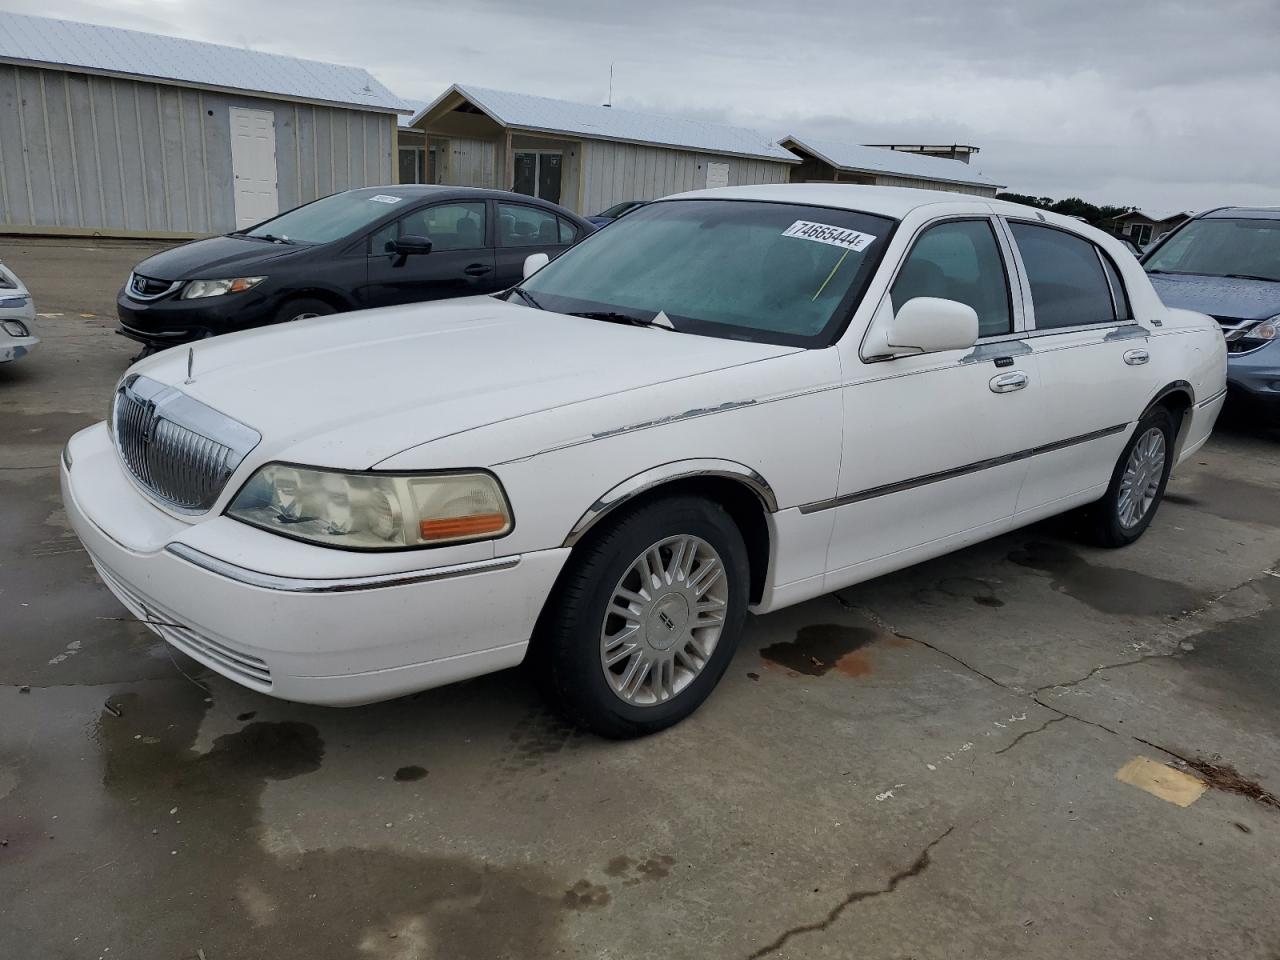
(520, 199), (893, 346)
(244, 191), (410, 245)
(1145, 217), (1280, 282)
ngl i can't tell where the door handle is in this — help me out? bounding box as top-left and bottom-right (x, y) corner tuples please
(464, 263), (492, 277)
(1123, 348), (1150, 366)
(989, 371), (1029, 393)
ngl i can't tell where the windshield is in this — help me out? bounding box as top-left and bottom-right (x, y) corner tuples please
(244, 191), (410, 245)
(520, 199), (893, 346)
(1145, 217), (1280, 282)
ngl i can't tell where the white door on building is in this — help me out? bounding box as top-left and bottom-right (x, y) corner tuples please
(229, 107), (278, 230)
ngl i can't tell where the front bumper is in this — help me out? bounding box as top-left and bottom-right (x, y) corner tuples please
(62, 423), (570, 706)
(1226, 338), (1280, 420)
(116, 286), (278, 348)
(1, 297), (39, 362)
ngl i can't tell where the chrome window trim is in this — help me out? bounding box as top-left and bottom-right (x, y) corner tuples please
(164, 543), (521, 593)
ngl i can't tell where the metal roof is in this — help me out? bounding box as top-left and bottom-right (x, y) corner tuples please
(780, 135), (1002, 189)
(398, 99), (428, 129)
(412, 84), (799, 164)
(0, 12), (410, 113)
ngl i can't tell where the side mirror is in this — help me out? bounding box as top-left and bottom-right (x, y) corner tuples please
(883, 297), (979, 355)
(523, 252), (550, 279)
(388, 235), (432, 256)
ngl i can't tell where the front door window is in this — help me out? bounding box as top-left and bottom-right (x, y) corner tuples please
(513, 151), (563, 204)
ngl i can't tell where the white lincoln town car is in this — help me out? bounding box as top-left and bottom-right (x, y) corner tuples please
(63, 185), (1227, 738)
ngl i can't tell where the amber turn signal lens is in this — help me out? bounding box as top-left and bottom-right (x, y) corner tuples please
(419, 513), (508, 541)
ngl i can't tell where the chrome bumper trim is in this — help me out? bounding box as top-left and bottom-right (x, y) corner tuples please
(164, 543), (521, 593)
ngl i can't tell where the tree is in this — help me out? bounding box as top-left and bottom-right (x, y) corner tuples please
(995, 192), (1134, 229)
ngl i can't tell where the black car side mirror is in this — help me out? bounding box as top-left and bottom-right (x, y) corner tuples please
(388, 235), (432, 256)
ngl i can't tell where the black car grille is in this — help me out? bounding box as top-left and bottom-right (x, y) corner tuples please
(127, 272), (181, 301)
(113, 375), (260, 513)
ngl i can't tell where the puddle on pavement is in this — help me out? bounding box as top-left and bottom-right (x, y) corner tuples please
(3, 681), (573, 958)
(1008, 540), (1201, 617)
(760, 624), (880, 677)
(393, 765), (428, 782)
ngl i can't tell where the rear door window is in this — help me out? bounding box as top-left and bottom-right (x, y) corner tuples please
(890, 219), (1012, 337)
(498, 203), (562, 247)
(1010, 222), (1120, 329)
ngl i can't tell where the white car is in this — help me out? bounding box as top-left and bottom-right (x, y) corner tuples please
(0, 261), (38, 363)
(62, 185), (1227, 737)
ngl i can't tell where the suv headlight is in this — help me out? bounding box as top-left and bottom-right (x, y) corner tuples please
(180, 276), (266, 300)
(227, 464), (513, 549)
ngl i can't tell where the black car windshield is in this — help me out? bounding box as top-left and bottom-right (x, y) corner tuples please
(1146, 217), (1280, 282)
(243, 191), (411, 245)
(598, 201), (642, 218)
(520, 199), (894, 346)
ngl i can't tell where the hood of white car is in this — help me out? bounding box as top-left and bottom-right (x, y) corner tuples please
(131, 297), (799, 467)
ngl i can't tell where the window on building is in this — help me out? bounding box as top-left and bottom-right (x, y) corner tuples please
(890, 219), (1012, 337)
(512, 152), (562, 204)
(397, 147), (426, 185)
(1010, 222), (1120, 329)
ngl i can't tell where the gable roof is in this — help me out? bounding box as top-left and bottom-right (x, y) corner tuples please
(412, 84), (799, 164)
(0, 12), (409, 113)
(780, 134), (1002, 189)
(1109, 209), (1192, 224)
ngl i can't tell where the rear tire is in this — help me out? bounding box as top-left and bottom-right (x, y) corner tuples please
(274, 297), (336, 325)
(1085, 406), (1177, 547)
(536, 495), (749, 739)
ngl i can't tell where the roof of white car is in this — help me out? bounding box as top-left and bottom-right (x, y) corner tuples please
(411, 84), (800, 164)
(0, 12), (410, 113)
(665, 183), (1038, 218)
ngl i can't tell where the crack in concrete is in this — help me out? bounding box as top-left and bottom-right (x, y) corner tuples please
(834, 565), (1277, 766)
(744, 826), (954, 960)
(992, 715), (1068, 755)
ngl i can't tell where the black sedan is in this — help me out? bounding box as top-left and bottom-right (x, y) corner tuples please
(117, 186), (594, 352)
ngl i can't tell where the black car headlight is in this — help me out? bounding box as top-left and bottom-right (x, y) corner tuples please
(227, 464), (513, 549)
(180, 277), (266, 300)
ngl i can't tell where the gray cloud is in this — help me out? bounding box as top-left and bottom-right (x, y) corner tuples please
(12, 0), (1279, 211)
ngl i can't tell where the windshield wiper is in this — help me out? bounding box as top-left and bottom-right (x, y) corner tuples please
(247, 233), (293, 244)
(569, 310), (678, 331)
(508, 286), (544, 310)
(1224, 273), (1278, 283)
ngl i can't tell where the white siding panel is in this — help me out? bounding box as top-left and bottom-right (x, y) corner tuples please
(0, 64), (397, 235)
(581, 139), (791, 214)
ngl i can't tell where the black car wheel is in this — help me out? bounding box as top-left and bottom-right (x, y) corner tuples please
(536, 495), (750, 739)
(275, 298), (336, 325)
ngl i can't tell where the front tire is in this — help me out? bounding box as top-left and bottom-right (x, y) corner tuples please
(537, 495), (750, 739)
(1086, 407), (1176, 547)
(274, 297), (336, 325)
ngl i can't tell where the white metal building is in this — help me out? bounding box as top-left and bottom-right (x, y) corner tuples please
(779, 135), (1002, 197)
(409, 85), (798, 216)
(0, 13), (409, 238)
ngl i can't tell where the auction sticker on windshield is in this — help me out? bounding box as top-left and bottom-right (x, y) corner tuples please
(782, 220), (877, 252)
(369, 195), (404, 204)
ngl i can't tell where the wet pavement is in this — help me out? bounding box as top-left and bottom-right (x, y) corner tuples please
(2, 239), (1279, 959)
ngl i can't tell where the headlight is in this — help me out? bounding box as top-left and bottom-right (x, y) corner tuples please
(180, 276), (266, 300)
(1244, 317), (1277, 341)
(227, 464), (513, 549)
(2, 320), (28, 337)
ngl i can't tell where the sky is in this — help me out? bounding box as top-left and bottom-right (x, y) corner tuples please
(6, 0), (1279, 214)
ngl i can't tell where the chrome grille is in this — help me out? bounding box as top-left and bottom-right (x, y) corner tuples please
(127, 272), (182, 301)
(113, 374), (260, 513)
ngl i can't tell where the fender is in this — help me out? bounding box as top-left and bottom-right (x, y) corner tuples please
(562, 459), (778, 548)
(1142, 379), (1195, 419)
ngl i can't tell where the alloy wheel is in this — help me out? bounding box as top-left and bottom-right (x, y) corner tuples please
(1117, 426), (1167, 529)
(599, 534), (729, 706)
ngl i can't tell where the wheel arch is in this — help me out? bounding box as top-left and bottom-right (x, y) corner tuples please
(276, 287), (355, 317)
(562, 460), (777, 604)
(1142, 379), (1194, 455)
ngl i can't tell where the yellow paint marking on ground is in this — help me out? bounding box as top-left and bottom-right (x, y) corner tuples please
(1115, 756), (1207, 807)
(79, 312), (96, 318)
